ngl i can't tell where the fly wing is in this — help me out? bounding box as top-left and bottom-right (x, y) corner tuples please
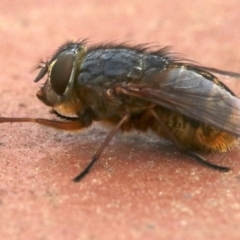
(196, 66), (240, 79)
(119, 66), (240, 136)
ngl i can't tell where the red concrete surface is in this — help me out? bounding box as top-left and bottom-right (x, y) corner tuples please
(1, 1), (240, 240)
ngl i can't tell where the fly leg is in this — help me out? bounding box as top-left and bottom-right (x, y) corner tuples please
(0, 117), (86, 130)
(73, 114), (130, 182)
(149, 109), (230, 172)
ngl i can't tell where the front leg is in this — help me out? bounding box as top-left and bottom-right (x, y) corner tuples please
(0, 116), (88, 131)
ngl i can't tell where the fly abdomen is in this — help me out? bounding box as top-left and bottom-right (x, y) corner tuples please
(151, 107), (238, 152)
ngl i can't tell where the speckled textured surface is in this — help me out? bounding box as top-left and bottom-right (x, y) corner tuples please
(1, 1), (240, 240)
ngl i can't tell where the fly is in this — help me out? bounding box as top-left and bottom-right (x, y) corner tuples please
(1, 40), (240, 182)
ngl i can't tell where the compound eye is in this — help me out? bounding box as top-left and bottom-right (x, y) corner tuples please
(50, 54), (74, 95)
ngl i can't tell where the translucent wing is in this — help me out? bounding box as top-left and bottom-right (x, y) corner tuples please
(118, 66), (240, 136)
